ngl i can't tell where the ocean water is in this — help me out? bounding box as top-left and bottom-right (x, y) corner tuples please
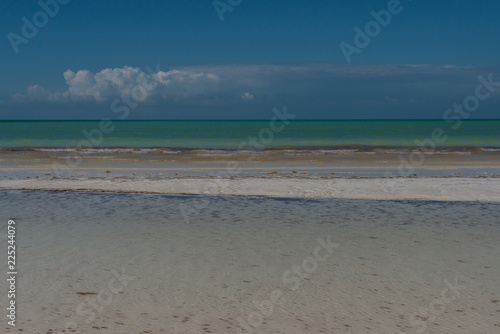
(1, 120), (500, 150)
(2, 120), (499, 178)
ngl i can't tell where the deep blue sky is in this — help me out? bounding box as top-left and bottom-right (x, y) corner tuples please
(1, 0), (499, 119)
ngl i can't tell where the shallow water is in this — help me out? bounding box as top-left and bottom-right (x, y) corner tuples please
(3, 120), (500, 179)
(2, 120), (500, 149)
(0, 191), (499, 333)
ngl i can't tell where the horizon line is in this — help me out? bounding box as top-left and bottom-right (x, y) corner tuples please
(1, 118), (500, 122)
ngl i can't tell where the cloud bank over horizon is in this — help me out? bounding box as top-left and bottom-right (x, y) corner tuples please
(4, 63), (500, 119)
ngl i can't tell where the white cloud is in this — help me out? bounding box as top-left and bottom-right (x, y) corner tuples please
(241, 92), (254, 102)
(384, 96), (398, 103)
(14, 66), (220, 103)
(10, 63), (496, 119)
(13, 84), (68, 102)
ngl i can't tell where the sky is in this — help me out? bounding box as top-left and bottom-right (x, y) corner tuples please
(1, 0), (499, 119)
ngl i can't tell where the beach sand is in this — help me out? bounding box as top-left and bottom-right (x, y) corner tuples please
(1, 148), (499, 333)
(2, 147), (500, 179)
(1, 176), (500, 202)
(0, 191), (499, 333)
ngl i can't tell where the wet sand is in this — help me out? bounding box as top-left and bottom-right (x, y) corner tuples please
(2, 147), (500, 178)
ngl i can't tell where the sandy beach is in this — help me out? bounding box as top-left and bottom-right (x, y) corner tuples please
(1, 190), (499, 334)
(1, 126), (499, 334)
(3, 0), (500, 332)
(2, 148), (500, 333)
(1, 176), (500, 202)
(1, 173), (499, 333)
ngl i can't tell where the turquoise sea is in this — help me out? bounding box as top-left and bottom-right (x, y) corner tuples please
(1, 120), (500, 150)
